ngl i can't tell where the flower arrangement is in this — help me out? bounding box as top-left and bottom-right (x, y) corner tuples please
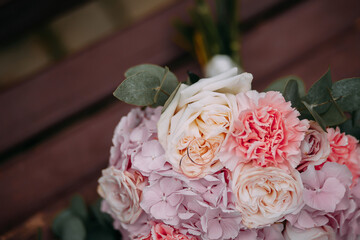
(51, 1), (360, 239)
(96, 63), (360, 240)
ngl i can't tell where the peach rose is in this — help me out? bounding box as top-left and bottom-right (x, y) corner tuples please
(158, 68), (252, 178)
(98, 167), (146, 224)
(231, 163), (303, 228)
(283, 223), (335, 240)
(297, 121), (331, 171)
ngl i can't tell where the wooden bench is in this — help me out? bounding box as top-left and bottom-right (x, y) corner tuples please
(1, 0), (360, 239)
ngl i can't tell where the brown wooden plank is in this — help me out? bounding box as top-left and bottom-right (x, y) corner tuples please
(1, 178), (99, 240)
(0, 0), (286, 154)
(2, 26), (360, 238)
(0, 62), (198, 234)
(242, 0), (360, 89)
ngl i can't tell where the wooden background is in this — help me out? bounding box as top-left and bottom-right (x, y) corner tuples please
(1, 0), (360, 239)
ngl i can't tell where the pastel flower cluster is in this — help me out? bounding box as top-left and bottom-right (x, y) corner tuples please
(98, 69), (360, 240)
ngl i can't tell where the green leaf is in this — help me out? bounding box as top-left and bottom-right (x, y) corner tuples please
(303, 69), (332, 114)
(114, 71), (158, 106)
(339, 118), (360, 140)
(354, 110), (360, 128)
(115, 65), (179, 107)
(186, 71), (200, 85)
(162, 82), (181, 113)
(265, 76), (305, 97)
(332, 77), (360, 112)
(283, 79), (303, 108)
(52, 210), (74, 236)
(86, 224), (117, 240)
(90, 199), (113, 227)
(302, 100), (327, 131)
(61, 216), (86, 240)
(320, 90), (347, 126)
(70, 195), (88, 221)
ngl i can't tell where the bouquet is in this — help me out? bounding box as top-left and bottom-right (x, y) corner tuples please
(96, 63), (360, 240)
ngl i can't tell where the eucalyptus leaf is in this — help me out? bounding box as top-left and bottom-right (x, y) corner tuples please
(321, 101), (347, 127)
(162, 82), (181, 113)
(302, 100), (327, 131)
(340, 118), (360, 140)
(283, 79), (303, 109)
(115, 65), (179, 107)
(61, 216), (86, 240)
(303, 69), (332, 114)
(70, 195), (88, 221)
(265, 76), (305, 97)
(90, 199), (113, 227)
(332, 78), (360, 112)
(86, 224), (118, 240)
(52, 210), (74, 236)
(354, 110), (360, 128)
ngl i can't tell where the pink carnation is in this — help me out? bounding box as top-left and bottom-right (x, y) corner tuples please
(220, 91), (308, 171)
(326, 127), (360, 185)
(134, 222), (198, 240)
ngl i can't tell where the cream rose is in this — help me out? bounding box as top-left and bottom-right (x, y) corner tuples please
(284, 223), (336, 240)
(98, 166), (146, 224)
(231, 163), (303, 228)
(158, 68), (252, 178)
(298, 121), (330, 171)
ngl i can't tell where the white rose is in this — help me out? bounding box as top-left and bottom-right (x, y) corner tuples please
(231, 163), (304, 228)
(284, 223), (336, 240)
(158, 68), (252, 178)
(98, 167), (146, 224)
(298, 121), (331, 170)
(204, 54), (242, 77)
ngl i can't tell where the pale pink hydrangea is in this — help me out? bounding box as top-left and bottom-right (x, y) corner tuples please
(220, 91), (309, 171)
(235, 223), (285, 240)
(109, 107), (164, 174)
(285, 161), (359, 238)
(101, 201), (151, 240)
(199, 207), (242, 240)
(326, 127), (360, 185)
(140, 177), (184, 224)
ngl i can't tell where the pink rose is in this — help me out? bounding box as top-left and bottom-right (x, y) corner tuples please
(326, 127), (360, 185)
(231, 163), (303, 228)
(134, 222), (198, 240)
(98, 167), (146, 224)
(157, 68), (252, 178)
(297, 121), (330, 171)
(221, 91), (309, 171)
(283, 223), (336, 240)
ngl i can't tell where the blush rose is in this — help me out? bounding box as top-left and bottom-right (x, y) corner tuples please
(231, 163), (304, 228)
(157, 68), (252, 178)
(98, 167), (146, 224)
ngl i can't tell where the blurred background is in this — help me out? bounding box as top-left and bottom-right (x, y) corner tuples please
(0, 0), (359, 239)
